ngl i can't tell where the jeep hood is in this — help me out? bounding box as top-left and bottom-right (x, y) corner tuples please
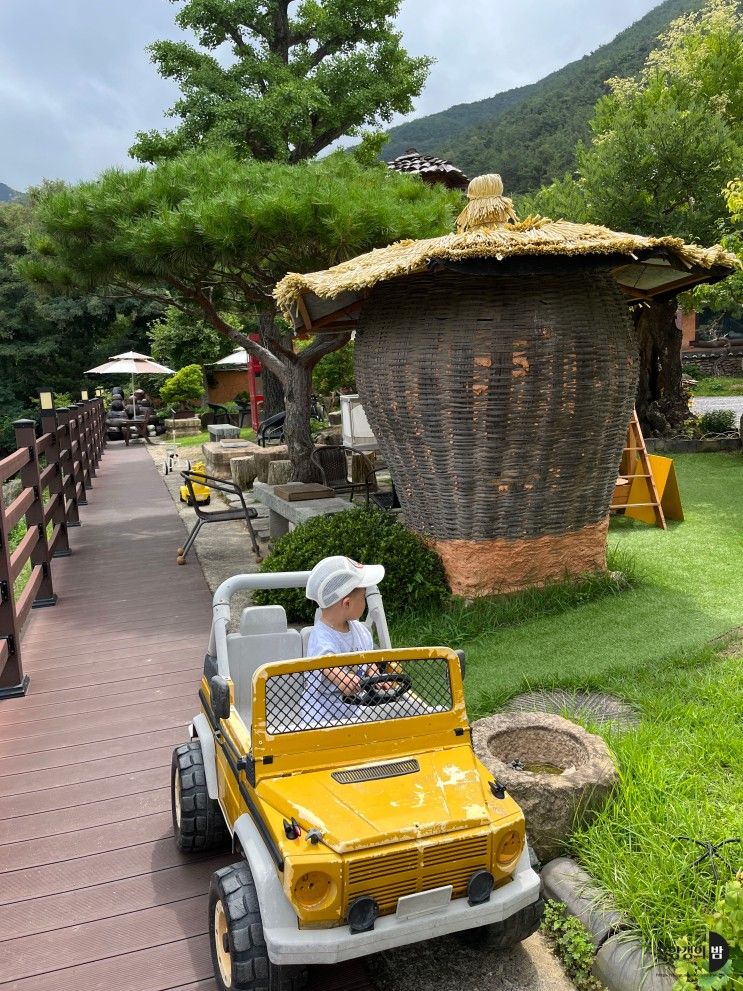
(257, 746), (502, 854)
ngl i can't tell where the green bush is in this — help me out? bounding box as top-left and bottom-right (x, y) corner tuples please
(159, 364), (204, 412)
(696, 410), (737, 434)
(254, 508), (449, 623)
(674, 872), (743, 989)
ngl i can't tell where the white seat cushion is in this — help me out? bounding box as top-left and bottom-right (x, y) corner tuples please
(227, 628), (302, 723)
(239, 604), (288, 635)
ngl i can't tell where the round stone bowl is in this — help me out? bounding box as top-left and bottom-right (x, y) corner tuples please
(472, 712), (618, 863)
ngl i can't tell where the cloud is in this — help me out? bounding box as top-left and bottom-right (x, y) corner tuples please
(0, 0), (662, 189)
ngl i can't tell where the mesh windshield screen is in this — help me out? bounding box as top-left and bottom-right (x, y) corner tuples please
(264, 657), (453, 735)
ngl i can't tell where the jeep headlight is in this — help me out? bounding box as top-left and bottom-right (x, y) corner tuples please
(495, 828), (523, 872)
(293, 871), (335, 909)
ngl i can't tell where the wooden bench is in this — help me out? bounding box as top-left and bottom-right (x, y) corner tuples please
(253, 481), (355, 540)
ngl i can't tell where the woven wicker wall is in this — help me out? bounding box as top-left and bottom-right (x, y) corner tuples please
(355, 266), (638, 542)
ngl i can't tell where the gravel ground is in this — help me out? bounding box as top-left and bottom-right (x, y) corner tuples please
(691, 396), (743, 424)
(143, 438), (578, 991)
(365, 930), (576, 991)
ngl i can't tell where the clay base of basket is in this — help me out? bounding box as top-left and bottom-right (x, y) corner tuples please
(432, 519), (609, 597)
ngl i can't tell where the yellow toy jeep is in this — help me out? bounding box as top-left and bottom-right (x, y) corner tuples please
(171, 572), (542, 991)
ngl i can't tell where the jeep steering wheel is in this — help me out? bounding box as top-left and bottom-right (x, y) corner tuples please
(356, 672), (412, 705)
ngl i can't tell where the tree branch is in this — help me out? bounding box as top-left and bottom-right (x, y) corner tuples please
(298, 331), (352, 370)
(162, 274), (288, 383)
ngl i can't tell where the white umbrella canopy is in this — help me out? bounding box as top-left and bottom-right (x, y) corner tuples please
(86, 351), (175, 417)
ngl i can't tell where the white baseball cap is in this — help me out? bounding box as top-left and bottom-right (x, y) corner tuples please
(306, 556), (385, 608)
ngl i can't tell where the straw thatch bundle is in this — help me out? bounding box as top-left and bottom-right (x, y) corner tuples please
(274, 174), (737, 321)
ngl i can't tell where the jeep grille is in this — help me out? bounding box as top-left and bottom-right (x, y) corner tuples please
(346, 833), (490, 917)
(332, 759), (420, 784)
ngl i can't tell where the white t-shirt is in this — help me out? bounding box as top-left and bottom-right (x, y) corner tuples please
(302, 620), (373, 724)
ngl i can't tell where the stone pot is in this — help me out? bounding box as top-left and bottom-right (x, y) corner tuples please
(472, 712), (618, 863)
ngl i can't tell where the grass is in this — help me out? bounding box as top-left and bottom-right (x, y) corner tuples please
(570, 639), (743, 962)
(389, 451), (743, 962)
(458, 453), (743, 714)
(691, 376), (743, 397)
(166, 426), (256, 448)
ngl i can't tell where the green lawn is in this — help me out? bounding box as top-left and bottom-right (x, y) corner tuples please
(460, 453), (743, 714)
(690, 376), (743, 397)
(168, 426), (256, 448)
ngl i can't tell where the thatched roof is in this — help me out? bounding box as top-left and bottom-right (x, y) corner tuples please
(387, 149), (469, 191)
(275, 174), (739, 333)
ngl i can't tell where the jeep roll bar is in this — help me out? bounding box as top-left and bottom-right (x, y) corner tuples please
(208, 572), (391, 679)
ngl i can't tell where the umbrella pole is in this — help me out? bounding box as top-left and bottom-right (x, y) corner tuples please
(132, 372), (137, 418)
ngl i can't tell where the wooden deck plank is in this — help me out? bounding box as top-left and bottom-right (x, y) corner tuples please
(0, 746), (175, 797)
(0, 858), (233, 939)
(0, 835), (202, 903)
(0, 683), (196, 725)
(0, 446), (229, 991)
(0, 934), (215, 991)
(0, 727), (185, 779)
(0, 765), (166, 819)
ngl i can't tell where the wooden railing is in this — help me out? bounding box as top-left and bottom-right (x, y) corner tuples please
(0, 399), (105, 699)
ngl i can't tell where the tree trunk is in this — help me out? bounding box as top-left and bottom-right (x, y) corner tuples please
(634, 297), (689, 436)
(259, 303), (287, 419)
(284, 361), (318, 483)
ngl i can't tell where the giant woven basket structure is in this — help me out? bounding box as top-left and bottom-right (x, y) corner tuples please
(275, 175), (737, 595)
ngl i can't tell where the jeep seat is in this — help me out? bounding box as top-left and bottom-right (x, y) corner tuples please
(226, 605), (303, 723)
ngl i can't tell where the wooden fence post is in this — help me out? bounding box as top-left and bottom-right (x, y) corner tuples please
(57, 408), (81, 527)
(14, 419), (56, 609)
(89, 399), (101, 470)
(0, 471), (28, 698)
(41, 409), (71, 558)
(69, 404), (88, 507)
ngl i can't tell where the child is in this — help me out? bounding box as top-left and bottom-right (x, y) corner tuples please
(302, 556), (385, 723)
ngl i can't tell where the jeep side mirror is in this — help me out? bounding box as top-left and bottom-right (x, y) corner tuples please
(455, 650), (466, 680)
(210, 675), (231, 720)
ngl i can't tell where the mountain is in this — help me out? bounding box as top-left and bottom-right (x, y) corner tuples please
(0, 183), (23, 203)
(382, 0), (706, 193)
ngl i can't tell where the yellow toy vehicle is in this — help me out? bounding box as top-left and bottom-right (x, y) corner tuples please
(179, 461), (210, 506)
(171, 572), (542, 990)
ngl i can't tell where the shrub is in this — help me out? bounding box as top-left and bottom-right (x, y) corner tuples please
(159, 364), (204, 412)
(696, 410), (736, 434)
(254, 508), (449, 623)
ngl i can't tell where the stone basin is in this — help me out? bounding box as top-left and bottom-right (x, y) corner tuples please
(472, 712), (618, 863)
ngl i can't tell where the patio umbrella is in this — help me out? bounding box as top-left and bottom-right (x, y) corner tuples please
(85, 350), (175, 417)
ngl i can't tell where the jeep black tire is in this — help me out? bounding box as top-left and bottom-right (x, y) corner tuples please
(171, 741), (228, 852)
(209, 861), (308, 991)
(456, 897), (545, 950)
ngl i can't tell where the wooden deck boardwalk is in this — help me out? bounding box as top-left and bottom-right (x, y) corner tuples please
(0, 444), (229, 991)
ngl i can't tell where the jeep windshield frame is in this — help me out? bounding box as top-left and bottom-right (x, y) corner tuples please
(251, 648), (469, 766)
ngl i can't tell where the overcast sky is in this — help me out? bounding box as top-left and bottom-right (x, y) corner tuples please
(0, 0), (662, 190)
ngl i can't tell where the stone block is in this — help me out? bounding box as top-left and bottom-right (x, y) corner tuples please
(593, 934), (674, 991)
(231, 456), (257, 491)
(207, 424), (240, 441)
(164, 417), (201, 436)
(267, 460), (293, 486)
(328, 410), (342, 426)
(253, 448), (288, 483)
(315, 429), (342, 446)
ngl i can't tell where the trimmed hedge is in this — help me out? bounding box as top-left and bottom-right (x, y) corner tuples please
(254, 508), (449, 623)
